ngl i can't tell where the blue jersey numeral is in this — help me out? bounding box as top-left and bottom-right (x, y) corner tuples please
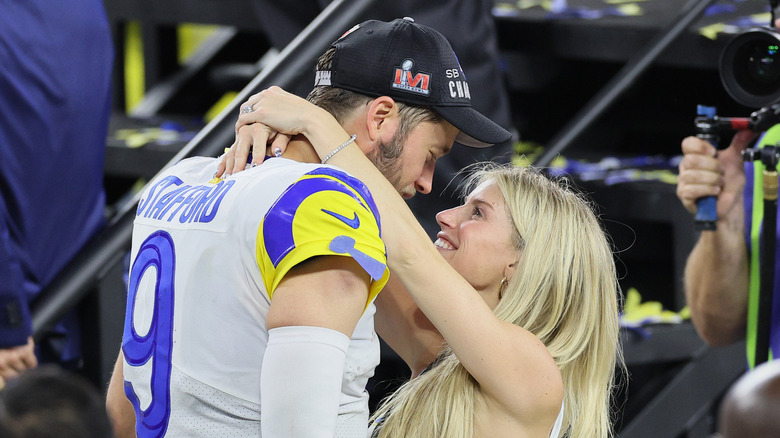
(122, 231), (176, 438)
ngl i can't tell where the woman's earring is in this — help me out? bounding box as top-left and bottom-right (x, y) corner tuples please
(498, 277), (508, 300)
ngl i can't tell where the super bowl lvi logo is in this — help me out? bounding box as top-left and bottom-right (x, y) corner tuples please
(392, 59), (430, 96)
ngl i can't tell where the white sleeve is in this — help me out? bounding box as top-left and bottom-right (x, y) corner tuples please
(261, 325), (350, 438)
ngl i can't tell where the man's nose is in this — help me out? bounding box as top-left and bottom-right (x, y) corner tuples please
(414, 160), (435, 194)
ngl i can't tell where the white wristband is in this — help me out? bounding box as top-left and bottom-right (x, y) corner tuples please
(321, 134), (357, 164)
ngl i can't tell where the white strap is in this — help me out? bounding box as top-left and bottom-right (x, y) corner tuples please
(549, 400), (565, 438)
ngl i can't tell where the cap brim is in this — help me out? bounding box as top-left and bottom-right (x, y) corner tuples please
(433, 106), (512, 148)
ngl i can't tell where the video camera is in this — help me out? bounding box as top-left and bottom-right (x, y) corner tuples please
(720, 2), (780, 108)
(693, 5), (780, 231)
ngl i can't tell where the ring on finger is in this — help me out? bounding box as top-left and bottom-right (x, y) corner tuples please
(241, 104), (254, 114)
(273, 147), (283, 157)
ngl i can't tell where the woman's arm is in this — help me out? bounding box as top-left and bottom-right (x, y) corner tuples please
(220, 88), (448, 374)
(230, 87), (562, 417)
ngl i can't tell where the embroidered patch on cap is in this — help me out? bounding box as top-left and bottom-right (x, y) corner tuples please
(314, 70), (331, 86)
(391, 59), (430, 96)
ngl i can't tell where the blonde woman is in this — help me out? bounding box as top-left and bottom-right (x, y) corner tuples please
(223, 86), (624, 437)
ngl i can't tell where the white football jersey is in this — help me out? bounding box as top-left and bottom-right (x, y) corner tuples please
(121, 156), (389, 437)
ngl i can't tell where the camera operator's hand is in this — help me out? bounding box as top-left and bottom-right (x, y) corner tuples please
(677, 130), (758, 222)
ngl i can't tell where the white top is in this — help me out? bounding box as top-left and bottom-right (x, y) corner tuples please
(549, 401), (565, 438)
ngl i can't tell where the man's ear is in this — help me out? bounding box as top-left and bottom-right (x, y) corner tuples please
(365, 96), (399, 143)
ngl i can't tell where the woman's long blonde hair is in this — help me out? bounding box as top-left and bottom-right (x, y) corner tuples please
(371, 164), (624, 438)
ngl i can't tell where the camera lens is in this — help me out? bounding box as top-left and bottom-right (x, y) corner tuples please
(720, 27), (780, 108)
(735, 41), (780, 91)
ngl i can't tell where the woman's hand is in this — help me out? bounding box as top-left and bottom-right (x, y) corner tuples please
(216, 86), (333, 177)
(217, 122), (287, 177)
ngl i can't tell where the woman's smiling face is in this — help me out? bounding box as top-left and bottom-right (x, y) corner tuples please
(433, 180), (519, 304)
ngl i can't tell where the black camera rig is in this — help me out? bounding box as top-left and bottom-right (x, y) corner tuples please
(720, 0), (780, 108)
(695, 2), (780, 232)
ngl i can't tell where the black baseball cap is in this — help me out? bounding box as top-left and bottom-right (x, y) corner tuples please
(313, 17), (512, 148)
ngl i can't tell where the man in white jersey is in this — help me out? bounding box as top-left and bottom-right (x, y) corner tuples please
(106, 17), (511, 438)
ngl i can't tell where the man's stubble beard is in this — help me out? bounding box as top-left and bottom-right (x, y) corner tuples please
(366, 130), (409, 196)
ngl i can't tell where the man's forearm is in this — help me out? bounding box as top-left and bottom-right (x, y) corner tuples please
(261, 326), (349, 438)
(374, 275), (443, 376)
(106, 352), (137, 438)
(685, 228), (749, 346)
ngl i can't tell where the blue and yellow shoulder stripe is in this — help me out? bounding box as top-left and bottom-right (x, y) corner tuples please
(257, 167), (390, 305)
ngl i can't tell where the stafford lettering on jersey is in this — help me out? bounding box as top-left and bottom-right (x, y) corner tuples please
(136, 175), (236, 223)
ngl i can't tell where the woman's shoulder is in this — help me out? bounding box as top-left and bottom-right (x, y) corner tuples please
(473, 385), (563, 438)
(474, 322), (563, 431)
